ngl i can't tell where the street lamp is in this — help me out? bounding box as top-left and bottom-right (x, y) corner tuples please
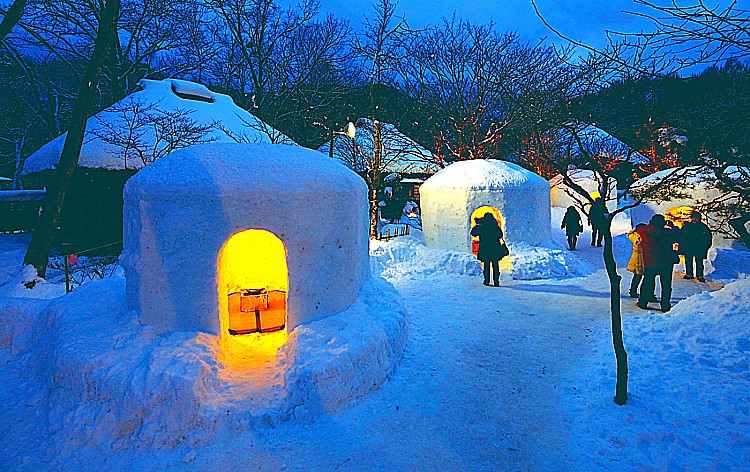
(329, 121), (356, 158)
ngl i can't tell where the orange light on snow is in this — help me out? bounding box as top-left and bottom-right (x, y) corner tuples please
(217, 229), (288, 364)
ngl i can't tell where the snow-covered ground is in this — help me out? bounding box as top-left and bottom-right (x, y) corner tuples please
(1, 208), (749, 470)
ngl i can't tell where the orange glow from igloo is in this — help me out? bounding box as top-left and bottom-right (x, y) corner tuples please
(665, 206), (696, 229)
(217, 229), (289, 364)
(470, 206), (505, 256)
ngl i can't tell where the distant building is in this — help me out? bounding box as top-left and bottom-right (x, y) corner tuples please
(21, 79), (291, 253)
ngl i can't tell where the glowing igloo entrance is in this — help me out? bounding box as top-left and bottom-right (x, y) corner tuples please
(469, 206), (505, 256)
(218, 229), (288, 337)
(665, 205), (696, 228)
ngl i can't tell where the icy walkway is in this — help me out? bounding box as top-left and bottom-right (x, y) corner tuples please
(1, 225), (740, 470)
(186, 241), (717, 471)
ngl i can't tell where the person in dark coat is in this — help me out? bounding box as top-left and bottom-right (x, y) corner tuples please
(588, 197), (607, 247)
(636, 214), (680, 312)
(561, 205), (583, 250)
(470, 213), (505, 287)
(679, 211), (713, 282)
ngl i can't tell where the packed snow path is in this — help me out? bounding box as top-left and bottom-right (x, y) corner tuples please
(187, 243), (717, 471)
(2, 227), (743, 470)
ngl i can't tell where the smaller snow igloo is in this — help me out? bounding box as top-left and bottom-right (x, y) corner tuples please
(549, 169), (617, 208)
(420, 159), (551, 252)
(121, 143), (370, 350)
(630, 166), (747, 249)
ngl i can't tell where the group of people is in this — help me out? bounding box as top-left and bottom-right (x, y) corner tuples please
(626, 211), (713, 312)
(473, 201), (713, 303)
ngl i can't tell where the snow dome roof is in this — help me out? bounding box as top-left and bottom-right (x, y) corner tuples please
(22, 78), (294, 174)
(421, 159), (549, 191)
(127, 142), (364, 197)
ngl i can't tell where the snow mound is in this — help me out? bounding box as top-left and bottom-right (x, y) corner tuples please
(643, 277), (750, 373)
(706, 248), (750, 284)
(423, 159), (549, 190)
(370, 233), (589, 282)
(565, 278), (750, 470)
(11, 275), (406, 451)
(0, 264), (66, 299)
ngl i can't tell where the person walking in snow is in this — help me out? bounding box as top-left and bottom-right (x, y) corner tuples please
(626, 223), (652, 299)
(588, 196), (607, 247)
(636, 214), (679, 312)
(470, 213), (506, 287)
(561, 205), (583, 250)
(679, 211), (713, 282)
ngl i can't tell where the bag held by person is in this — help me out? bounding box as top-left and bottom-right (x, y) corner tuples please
(499, 239), (510, 259)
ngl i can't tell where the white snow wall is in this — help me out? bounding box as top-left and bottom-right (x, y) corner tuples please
(420, 159), (551, 252)
(121, 143), (370, 335)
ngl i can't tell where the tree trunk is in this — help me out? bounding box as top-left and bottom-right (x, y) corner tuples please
(23, 0), (120, 278)
(729, 214), (750, 249)
(598, 213), (629, 405)
(369, 119), (382, 237)
(0, 0), (26, 43)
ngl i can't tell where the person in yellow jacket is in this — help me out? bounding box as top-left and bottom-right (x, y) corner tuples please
(627, 223), (649, 299)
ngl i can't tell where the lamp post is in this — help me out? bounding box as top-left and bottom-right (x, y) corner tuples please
(329, 121), (356, 158)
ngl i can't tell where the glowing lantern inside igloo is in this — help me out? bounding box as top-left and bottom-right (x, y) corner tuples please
(218, 229), (288, 336)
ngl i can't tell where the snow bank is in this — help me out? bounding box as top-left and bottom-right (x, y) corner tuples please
(7, 275), (406, 452)
(370, 232), (589, 282)
(565, 278), (750, 470)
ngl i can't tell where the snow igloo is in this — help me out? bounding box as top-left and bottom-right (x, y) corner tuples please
(631, 166), (748, 249)
(121, 142), (370, 353)
(420, 159), (551, 253)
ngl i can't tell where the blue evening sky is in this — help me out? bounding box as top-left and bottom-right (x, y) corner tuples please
(303, 0), (654, 49)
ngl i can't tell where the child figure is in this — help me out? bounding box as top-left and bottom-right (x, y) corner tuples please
(626, 223), (648, 298)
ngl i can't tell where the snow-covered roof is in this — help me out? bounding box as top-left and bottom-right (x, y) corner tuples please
(422, 159), (549, 191)
(321, 119), (440, 175)
(22, 78), (294, 174)
(563, 123), (646, 163)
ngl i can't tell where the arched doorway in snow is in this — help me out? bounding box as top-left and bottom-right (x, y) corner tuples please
(217, 229), (288, 359)
(469, 206), (505, 256)
(665, 205), (696, 229)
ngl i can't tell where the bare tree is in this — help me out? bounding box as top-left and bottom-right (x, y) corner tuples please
(208, 0), (351, 141)
(352, 0), (413, 236)
(398, 18), (582, 167)
(17, 0), (203, 98)
(24, 0), (121, 277)
(0, 0), (26, 42)
(90, 98), (218, 167)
